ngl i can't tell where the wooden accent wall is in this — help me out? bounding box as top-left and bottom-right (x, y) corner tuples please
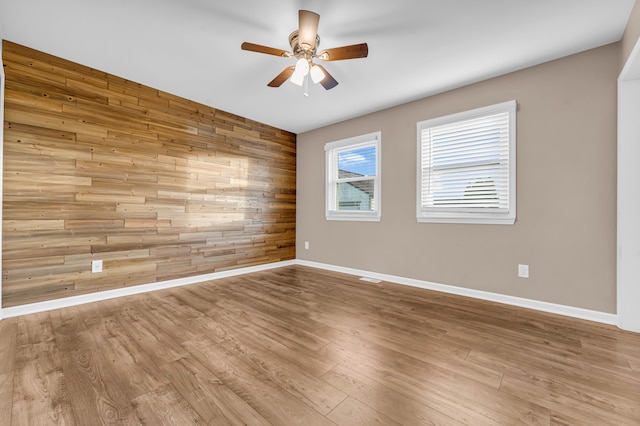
(1, 41), (296, 308)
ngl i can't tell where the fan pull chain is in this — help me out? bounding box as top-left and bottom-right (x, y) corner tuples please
(304, 74), (310, 97)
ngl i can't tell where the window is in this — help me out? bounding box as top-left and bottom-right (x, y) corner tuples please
(326, 131), (381, 221)
(417, 100), (516, 224)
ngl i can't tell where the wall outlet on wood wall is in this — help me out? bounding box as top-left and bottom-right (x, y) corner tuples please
(92, 260), (103, 273)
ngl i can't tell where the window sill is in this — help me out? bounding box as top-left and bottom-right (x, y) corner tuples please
(417, 216), (515, 225)
(327, 214), (381, 222)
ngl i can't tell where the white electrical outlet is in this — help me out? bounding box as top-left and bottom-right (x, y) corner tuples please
(92, 259), (103, 273)
(304, 241), (309, 250)
(518, 264), (529, 278)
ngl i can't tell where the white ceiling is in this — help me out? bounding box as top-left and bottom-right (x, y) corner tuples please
(0, 0), (635, 134)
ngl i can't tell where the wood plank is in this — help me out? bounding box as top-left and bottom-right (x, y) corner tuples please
(327, 396), (402, 426)
(325, 328), (502, 389)
(0, 318), (18, 375)
(499, 372), (640, 424)
(219, 313), (337, 377)
(130, 384), (206, 425)
(4, 266), (640, 424)
(112, 303), (189, 366)
(0, 373), (13, 426)
(160, 357), (270, 425)
(58, 344), (136, 424)
(12, 313), (77, 425)
(321, 365), (465, 425)
(12, 343), (77, 425)
(201, 310), (347, 415)
(70, 299), (168, 412)
(183, 336), (336, 426)
(466, 343), (640, 403)
(322, 341), (550, 425)
(2, 40), (295, 307)
(48, 307), (94, 353)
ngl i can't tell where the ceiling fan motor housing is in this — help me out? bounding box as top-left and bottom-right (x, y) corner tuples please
(288, 30), (321, 61)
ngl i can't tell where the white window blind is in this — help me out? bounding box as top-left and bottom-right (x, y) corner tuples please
(326, 131), (381, 221)
(417, 101), (516, 224)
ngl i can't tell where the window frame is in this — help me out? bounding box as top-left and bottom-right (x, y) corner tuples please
(416, 100), (516, 225)
(325, 131), (382, 222)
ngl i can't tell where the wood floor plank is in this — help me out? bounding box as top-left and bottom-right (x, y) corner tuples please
(131, 384), (206, 425)
(112, 303), (188, 366)
(549, 412), (604, 426)
(200, 289), (307, 334)
(325, 327), (502, 388)
(500, 372), (640, 425)
(208, 296), (331, 352)
(306, 298), (453, 354)
(0, 373), (14, 425)
(206, 312), (348, 415)
(327, 396), (402, 426)
(15, 311), (55, 346)
(160, 356), (270, 425)
(134, 295), (205, 344)
(12, 341), (77, 425)
(0, 318), (17, 375)
(4, 265), (640, 425)
(183, 335), (337, 425)
(59, 345), (138, 425)
(258, 269), (449, 340)
(321, 364), (465, 425)
(579, 337), (640, 375)
(206, 276), (327, 333)
(83, 314), (169, 399)
(468, 344), (640, 404)
(207, 306), (337, 377)
(49, 307), (94, 353)
(152, 290), (208, 321)
(437, 314), (583, 360)
(163, 284), (222, 317)
(319, 341), (550, 425)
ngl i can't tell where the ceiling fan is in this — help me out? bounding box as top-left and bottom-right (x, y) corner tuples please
(241, 10), (368, 94)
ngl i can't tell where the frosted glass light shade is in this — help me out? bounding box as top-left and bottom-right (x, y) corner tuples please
(290, 58), (310, 86)
(290, 69), (304, 86)
(310, 65), (325, 83)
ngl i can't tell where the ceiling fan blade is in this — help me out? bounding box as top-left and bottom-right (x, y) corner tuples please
(315, 64), (338, 90)
(268, 66), (296, 87)
(241, 42), (290, 57)
(318, 43), (369, 61)
(298, 10), (320, 49)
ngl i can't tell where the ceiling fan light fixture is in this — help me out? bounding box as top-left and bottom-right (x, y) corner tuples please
(310, 64), (325, 83)
(290, 57), (309, 86)
(294, 57), (309, 75)
(290, 70), (305, 86)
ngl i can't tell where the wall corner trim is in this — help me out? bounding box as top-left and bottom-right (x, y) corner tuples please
(1, 260), (297, 319)
(295, 259), (619, 326)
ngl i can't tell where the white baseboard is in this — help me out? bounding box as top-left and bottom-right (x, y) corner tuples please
(1, 260), (296, 319)
(0, 258), (618, 326)
(295, 259), (619, 326)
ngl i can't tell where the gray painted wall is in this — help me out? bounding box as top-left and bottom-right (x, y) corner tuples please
(297, 43), (619, 314)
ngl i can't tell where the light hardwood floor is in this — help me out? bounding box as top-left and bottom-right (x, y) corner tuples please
(1, 265), (639, 425)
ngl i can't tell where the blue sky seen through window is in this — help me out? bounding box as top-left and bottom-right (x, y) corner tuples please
(337, 146), (376, 176)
